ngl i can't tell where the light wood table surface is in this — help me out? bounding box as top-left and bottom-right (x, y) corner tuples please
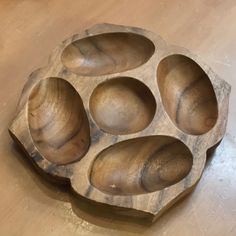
(0, 1), (236, 235)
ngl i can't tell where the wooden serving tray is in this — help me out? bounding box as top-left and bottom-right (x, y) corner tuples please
(9, 23), (231, 222)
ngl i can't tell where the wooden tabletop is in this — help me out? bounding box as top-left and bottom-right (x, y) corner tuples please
(0, 1), (236, 235)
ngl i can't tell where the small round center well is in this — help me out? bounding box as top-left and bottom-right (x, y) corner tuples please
(89, 77), (156, 135)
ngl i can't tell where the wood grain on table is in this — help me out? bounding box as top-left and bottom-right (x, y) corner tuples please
(0, 1), (236, 235)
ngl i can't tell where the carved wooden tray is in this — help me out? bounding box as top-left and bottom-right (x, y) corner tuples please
(9, 23), (231, 222)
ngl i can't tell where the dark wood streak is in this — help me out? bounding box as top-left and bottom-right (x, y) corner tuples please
(54, 113), (86, 150)
(45, 163), (57, 173)
(31, 152), (43, 162)
(30, 90), (87, 149)
(28, 77), (90, 165)
(155, 189), (165, 212)
(157, 54), (218, 135)
(89, 114), (104, 145)
(85, 185), (93, 197)
(90, 136), (193, 195)
(175, 73), (205, 125)
(139, 140), (179, 192)
(89, 35), (117, 67)
(61, 32), (155, 76)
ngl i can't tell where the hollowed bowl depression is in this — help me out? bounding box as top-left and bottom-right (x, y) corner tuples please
(28, 77), (90, 165)
(61, 32), (155, 76)
(89, 77), (156, 135)
(90, 136), (193, 195)
(157, 54), (218, 135)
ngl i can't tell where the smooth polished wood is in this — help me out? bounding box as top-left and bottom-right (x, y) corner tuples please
(90, 136), (193, 195)
(157, 54), (218, 135)
(28, 77), (90, 165)
(8, 23), (230, 222)
(90, 76), (156, 135)
(61, 33), (155, 76)
(1, 1), (236, 235)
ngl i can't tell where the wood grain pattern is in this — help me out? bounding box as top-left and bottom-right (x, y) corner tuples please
(157, 54), (218, 135)
(61, 32), (155, 76)
(1, 1), (236, 235)
(90, 136), (193, 195)
(89, 76), (156, 134)
(28, 77), (90, 165)
(8, 23), (230, 222)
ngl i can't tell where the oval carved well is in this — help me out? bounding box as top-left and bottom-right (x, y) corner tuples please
(28, 77), (90, 165)
(157, 54), (218, 135)
(90, 136), (193, 195)
(61, 32), (155, 76)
